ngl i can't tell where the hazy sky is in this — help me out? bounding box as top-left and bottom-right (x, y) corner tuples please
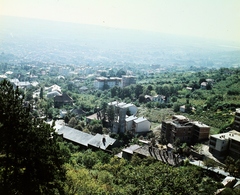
(1, 0), (240, 42)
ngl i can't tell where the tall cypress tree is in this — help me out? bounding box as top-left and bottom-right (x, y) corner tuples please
(0, 80), (66, 194)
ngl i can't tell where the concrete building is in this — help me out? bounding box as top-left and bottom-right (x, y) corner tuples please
(125, 115), (138, 131)
(191, 121), (210, 143)
(121, 75), (136, 88)
(94, 77), (121, 90)
(233, 108), (240, 131)
(109, 101), (138, 133)
(209, 130), (240, 159)
(133, 117), (151, 133)
(161, 115), (210, 144)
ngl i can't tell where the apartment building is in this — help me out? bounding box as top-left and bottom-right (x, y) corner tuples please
(121, 75), (136, 88)
(108, 101), (150, 134)
(94, 75), (136, 90)
(209, 130), (240, 159)
(94, 77), (121, 90)
(233, 108), (240, 131)
(161, 115), (210, 144)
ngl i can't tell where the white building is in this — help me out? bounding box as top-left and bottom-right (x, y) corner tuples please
(152, 95), (166, 103)
(46, 84), (62, 93)
(94, 77), (121, 90)
(125, 115), (138, 131)
(133, 117), (151, 133)
(209, 130), (240, 159)
(108, 101), (138, 133)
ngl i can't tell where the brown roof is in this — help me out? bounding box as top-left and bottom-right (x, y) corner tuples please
(54, 93), (73, 102)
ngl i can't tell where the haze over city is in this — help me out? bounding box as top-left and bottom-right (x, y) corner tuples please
(1, 1), (240, 194)
(1, 0), (240, 43)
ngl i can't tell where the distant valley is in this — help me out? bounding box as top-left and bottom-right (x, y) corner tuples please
(0, 15), (240, 70)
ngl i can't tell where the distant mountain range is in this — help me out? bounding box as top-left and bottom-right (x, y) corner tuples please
(0, 15), (240, 68)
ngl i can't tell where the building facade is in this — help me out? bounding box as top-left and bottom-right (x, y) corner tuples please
(121, 75), (136, 88)
(233, 108), (240, 131)
(94, 76), (136, 90)
(209, 130), (240, 159)
(161, 115), (210, 144)
(94, 77), (122, 90)
(109, 101), (138, 133)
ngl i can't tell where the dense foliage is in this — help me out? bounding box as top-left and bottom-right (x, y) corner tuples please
(0, 80), (66, 194)
(63, 148), (223, 195)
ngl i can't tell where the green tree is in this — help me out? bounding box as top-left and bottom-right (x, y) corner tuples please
(0, 80), (66, 194)
(116, 69), (126, 78)
(135, 84), (143, 98)
(68, 117), (78, 128)
(40, 87), (43, 99)
(107, 105), (115, 128)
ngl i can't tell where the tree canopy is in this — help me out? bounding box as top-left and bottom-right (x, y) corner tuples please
(0, 80), (66, 194)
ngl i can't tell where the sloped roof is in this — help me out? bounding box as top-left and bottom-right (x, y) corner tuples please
(58, 126), (94, 146)
(88, 134), (116, 150)
(58, 126), (116, 150)
(71, 108), (86, 115)
(54, 93), (73, 102)
(47, 91), (62, 98)
(122, 144), (141, 154)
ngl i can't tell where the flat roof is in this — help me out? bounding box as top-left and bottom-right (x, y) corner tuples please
(134, 116), (148, 123)
(192, 121), (209, 128)
(211, 131), (240, 142)
(125, 115), (138, 122)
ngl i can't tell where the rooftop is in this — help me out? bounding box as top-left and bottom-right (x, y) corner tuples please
(172, 115), (188, 121)
(134, 116), (148, 124)
(122, 144), (141, 154)
(58, 126), (94, 146)
(125, 115), (138, 122)
(88, 134), (116, 150)
(236, 108), (240, 114)
(192, 121), (210, 128)
(210, 130), (240, 142)
(58, 126), (116, 150)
